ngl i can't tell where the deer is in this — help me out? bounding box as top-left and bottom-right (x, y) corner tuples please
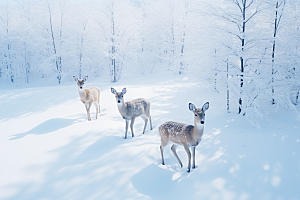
(73, 76), (100, 121)
(159, 102), (209, 172)
(111, 87), (153, 139)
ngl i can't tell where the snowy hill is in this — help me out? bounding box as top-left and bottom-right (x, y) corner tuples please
(0, 76), (299, 200)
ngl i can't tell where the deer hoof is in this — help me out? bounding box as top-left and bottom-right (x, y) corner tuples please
(186, 169), (190, 173)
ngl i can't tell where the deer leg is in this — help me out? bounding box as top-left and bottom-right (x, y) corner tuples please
(183, 144), (191, 172)
(98, 91), (100, 114)
(141, 116), (148, 134)
(171, 144), (183, 168)
(192, 146), (196, 169)
(160, 145), (165, 165)
(149, 116), (153, 130)
(130, 117), (135, 137)
(160, 138), (168, 165)
(125, 119), (129, 139)
(85, 103), (91, 121)
(94, 102), (98, 119)
(88, 102), (92, 121)
(98, 101), (100, 114)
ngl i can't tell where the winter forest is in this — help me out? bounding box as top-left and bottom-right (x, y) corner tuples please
(0, 0), (300, 120)
(1, 0), (300, 199)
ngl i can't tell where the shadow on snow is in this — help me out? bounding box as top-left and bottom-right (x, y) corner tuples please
(10, 118), (78, 140)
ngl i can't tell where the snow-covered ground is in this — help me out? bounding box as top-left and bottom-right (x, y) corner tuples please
(0, 75), (299, 200)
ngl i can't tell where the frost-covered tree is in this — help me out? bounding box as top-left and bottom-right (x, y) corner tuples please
(207, 0), (300, 122)
(0, 2), (15, 82)
(69, 2), (90, 79)
(45, 0), (64, 83)
(92, 0), (140, 82)
(16, 0), (37, 83)
(177, 0), (190, 74)
(262, 0), (300, 108)
(284, 0), (300, 105)
(264, 0), (286, 104)
(213, 0), (266, 115)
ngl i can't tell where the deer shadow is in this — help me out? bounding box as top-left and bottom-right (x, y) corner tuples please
(10, 118), (78, 140)
(131, 164), (176, 198)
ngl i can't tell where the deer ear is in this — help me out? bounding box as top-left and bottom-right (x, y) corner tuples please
(83, 76), (88, 82)
(202, 102), (209, 111)
(122, 88), (127, 95)
(73, 76), (78, 82)
(111, 87), (117, 95)
(189, 103), (196, 112)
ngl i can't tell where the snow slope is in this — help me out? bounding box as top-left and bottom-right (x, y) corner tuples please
(0, 75), (299, 200)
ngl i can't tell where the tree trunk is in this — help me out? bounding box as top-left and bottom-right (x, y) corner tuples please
(239, 0), (246, 114)
(271, 1), (279, 105)
(25, 48), (30, 83)
(111, 9), (117, 83)
(179, 1), (189, 74)
(79, 22), (87, 79)
(48, 1), (62, 84)
(179, 31), (185, 74)
(227, 59), (230, 112)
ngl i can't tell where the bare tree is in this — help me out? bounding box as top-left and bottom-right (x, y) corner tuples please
(179, 0), (189, 74)
(78, 20), (88, 79)
(216, 0), (261, 114)
(110, 1), (117, 82)
(95, 0), (120, 82)
(45, 0), (66, 84)
(95, 0), (139, 82)
(16, 0), (35, 83)
(0, 3), (14, 83)
(287, 0), (300, 105)
(270, 0), (285, 104)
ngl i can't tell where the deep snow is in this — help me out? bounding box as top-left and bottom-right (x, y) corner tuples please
(0, 75), (299, 200)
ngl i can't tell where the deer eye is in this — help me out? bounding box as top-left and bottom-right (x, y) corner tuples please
(121, 95), (123, 98)
(195, 114), (197, 116)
